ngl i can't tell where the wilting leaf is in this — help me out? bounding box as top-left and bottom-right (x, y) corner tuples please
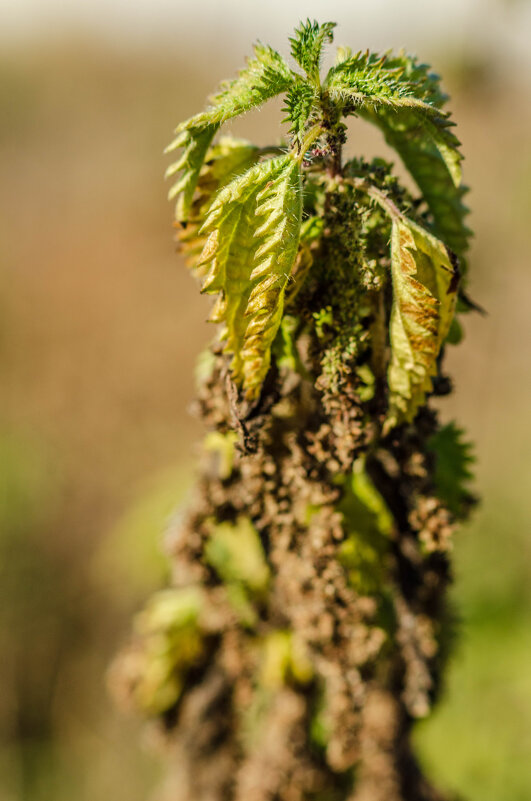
(199, 155), (302, 398)
(362, 106), (470, 259)
(386, 217), (458, 430)
(176, 137), (260, 270)
(325, 51), (470, 260)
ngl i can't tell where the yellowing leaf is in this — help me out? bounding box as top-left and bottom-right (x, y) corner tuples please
(386, 218), (458, 430)
(166, 124), (219, 222)
(176, 137), (260, 270)
(199, 156), (302, 399)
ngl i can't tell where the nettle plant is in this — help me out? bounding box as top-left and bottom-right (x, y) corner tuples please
(112, 21), (477, 801)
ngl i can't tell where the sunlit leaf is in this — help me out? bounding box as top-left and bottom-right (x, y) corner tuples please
(199, 155), (302, 398)
(166, 44), (294, 220)
(326, 50), (438, 112)
(176, 136), (260, 269)
(386, 217), (459, 430)
(289, 19), (336, 82)
(166, 124), (219, 223)
(283, 81), (317, 144)
(355, 55), (471, 260)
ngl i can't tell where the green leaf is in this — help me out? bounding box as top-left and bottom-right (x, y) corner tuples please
(300, 214), (324, 243)
(272, 315), (300, 372)
(361, 105), (470, 259)
(386, 217), (459, 430)
(166, 44), (294, 220)
(204, 517), (270, 596)
(289, 19), (336, 82)
(354, 55), (471, 259)
(259, 631), (313, 689)
(349, 458), (394, 536)
(116, 588), (205, 715)
(326, 50), (439, 113)
(166, 124), (219, 222)
(337, 457), (392, 596)
(283, 80), (317, 144)
(427, 422), (475, 515)
(177, 137), (260, 270)
(203, 430), (239, 480)
(199, 155), (302, 398)
(135, 587), (202, 634)
(203, 137), (261, 186)
(325, 51), (470, 259)
(445, 315), (464, 345)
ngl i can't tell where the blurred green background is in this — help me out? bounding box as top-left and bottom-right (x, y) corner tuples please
(1, 1), (530, 799)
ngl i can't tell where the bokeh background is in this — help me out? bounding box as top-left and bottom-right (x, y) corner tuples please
(1, 1), (530, 799)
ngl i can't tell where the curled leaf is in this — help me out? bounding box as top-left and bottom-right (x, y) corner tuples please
(361, 105), (470, 260)
(166, 124), (219, 223)
(166, 44), (293, 221)
(199, 156), (302, 398)
(386, 217), (459, 430)
(176, 137), (260, 269)
(325, 50), (439, 112)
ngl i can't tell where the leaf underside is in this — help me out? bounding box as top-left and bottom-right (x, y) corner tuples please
(166, 124), (219, 223)
(198, 156), (302, 399)
(177, 137), (260, 269)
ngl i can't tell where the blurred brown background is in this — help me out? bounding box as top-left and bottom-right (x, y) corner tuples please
(1, 1), (530, 799)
